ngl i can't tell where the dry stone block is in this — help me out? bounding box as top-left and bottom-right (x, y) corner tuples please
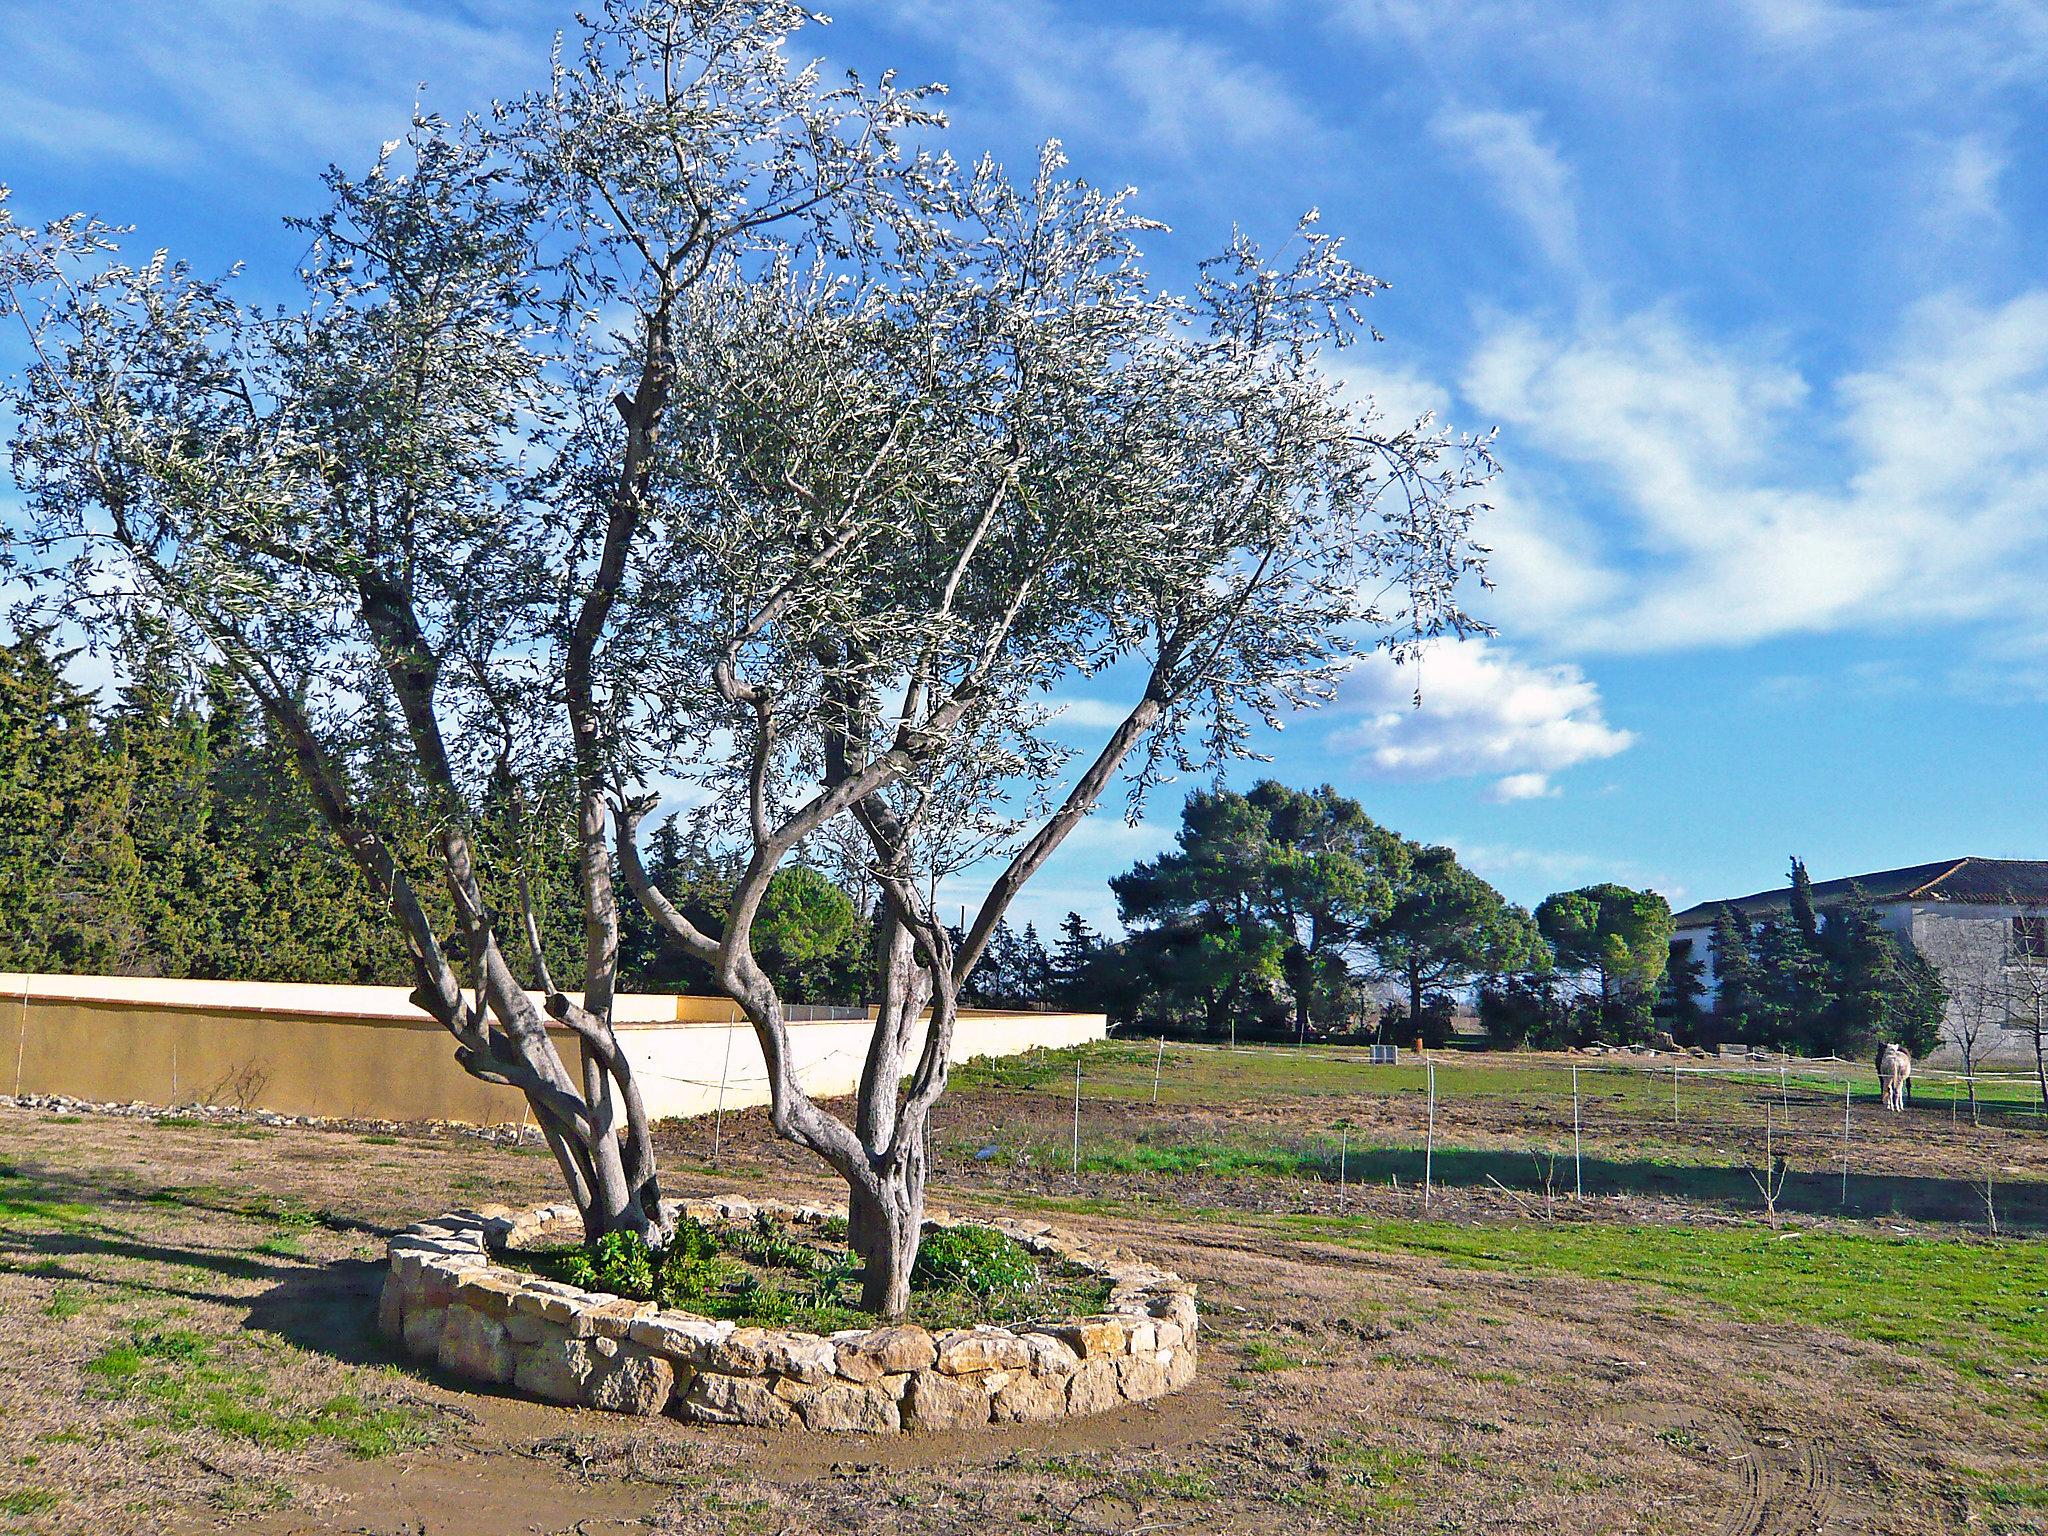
(583, 1341), (675, 1416)
(438, 1304), (514, 1385)
(1117, 1353), (1169, 1401)
(1049, 1318), (1126, 1360)
(1017, 1332), (1079, 1377)
(450, 1271), (521, 1320)
(990, 1371), (1066, 1424)
(1163, 1344), (1197, 1391)
(835, 1326), (936, 1382)
(513, 1335), (586, 1404)
(504, 1310), (566, 1348)
(679, 1372), (793, 1427)
(1149, 1291), (1198, 1335)
(628, 1314), (732, 1365)
(1066, 1357), (1121, 1416)
(376, 1275), (405, 1342)
(512, 1334), (671, 1412)
(575, 1297), (652, 1339)
(401, 1303), (447, 1362)
(934, 1328), (1030, 1375)
(902, 1370), (991, 1431)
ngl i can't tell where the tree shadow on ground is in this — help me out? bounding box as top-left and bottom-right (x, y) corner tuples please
(243, 1255), (395, 1367)
(1319, 1144), (2048, 1231)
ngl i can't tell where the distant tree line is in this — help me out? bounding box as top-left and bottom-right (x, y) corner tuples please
(2, 641), (1938, 1059)
(1, 626), (1109, 1012)
(1052, 779), (1684, 1049)
(0, 629), (879, 1001)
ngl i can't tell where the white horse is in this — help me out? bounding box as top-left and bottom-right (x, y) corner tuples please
(1877, 1043), (1912, 1112)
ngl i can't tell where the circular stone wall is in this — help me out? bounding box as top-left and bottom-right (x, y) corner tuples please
(377, 1196), (1199, 1433)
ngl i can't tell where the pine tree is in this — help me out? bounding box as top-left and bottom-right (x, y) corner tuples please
(1051, 911), (1103, 1008)
(1708, 904), (1756, 1044)
(1788, 857), (1819, 942)
(0, 628), (145, 973)
(1017, 922), (1052, 1004)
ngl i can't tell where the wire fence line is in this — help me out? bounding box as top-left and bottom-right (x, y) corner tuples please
(953, 1036), (2048, 1225)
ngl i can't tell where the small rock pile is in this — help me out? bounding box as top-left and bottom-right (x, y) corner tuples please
(380, 1196), (1199, 1433)
(5, 1091), (543, 1144)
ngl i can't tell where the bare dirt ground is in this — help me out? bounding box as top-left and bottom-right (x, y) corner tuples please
(2, 1068), (2044, 1536)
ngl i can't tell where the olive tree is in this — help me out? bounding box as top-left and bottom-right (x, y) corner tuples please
(5, 0), (1493, 1318)
(609, 147), (1494, 1312)
(0, 0), (936, 1244)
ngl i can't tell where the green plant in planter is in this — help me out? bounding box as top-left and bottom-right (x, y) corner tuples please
(652, 1217), (720, 1307)
(912, 1225), (1038, 1297)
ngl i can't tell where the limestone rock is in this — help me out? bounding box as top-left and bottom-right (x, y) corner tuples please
(990, 1371), (1066, 1424)
(835, 1325), (936, 1382)
(934, 1328), (1030, 1375)
(1049, 1318), (1126, 1360)
(1117, 1353), (1169, 1401)
(1163, 1343), (1197, 1390)
(511, 1334), (675, 1414)
(578, 1297), (653, 1340)
(1066, 1357), (1121, 1415)
(450, 1271), (521, 1320)
(583, 1343), (675, 1416)
(504, 1311), (566, 1348)
(512, 1335), (586, 1404)
(376, 1275), (405, 1342)
(901, 1370), (990, 1432)
(1149, 1291), (1198, 1335)
(798, 1383), (900, 1434)
(627, 1313), (732, 1365)
(1017, 1332), (1080, 1377)
(438, 1304), (514, 1385)
(401, 1303), (446, 1362)
(679, 1372), (793, 1427)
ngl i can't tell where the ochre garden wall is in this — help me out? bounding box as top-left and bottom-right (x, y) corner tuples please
(0, 974), (1104, 1126)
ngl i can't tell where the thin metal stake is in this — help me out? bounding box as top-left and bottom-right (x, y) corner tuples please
(1840, 1078), (1851, 1207)
(1339, 1129), (1349, 1205)
(1780, 1064), (1789, 1116)
(1572, 1065), (1584, 1201)
(1424, 1060), (1437, 1209)
(1071, 1054), (1083, 1178)
(710, 1023), (735, 1164)
(1152, 1037), (1165, 1107)
(1672, 1064), (1680, 1129)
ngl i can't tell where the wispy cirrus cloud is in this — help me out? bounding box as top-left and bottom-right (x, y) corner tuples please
(1466, 291), (2048, 656)
(875, 0), (1325, 161)
(1429, 106), (1581, 273)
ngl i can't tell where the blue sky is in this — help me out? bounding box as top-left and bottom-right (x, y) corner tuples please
(6, 0), (2048, 937)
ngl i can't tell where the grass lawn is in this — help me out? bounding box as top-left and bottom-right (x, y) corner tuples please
(1287, 1213), (2048, 1419)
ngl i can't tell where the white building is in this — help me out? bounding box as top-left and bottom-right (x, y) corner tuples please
(1669, 857), (2048, 1065)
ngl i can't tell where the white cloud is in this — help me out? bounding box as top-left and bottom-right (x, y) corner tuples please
(1048, 696), (1140, 730)
(1330, 638), (1633, 799)
(1462, 292), (2048, 653)
(1931, 133), (2006, 228)
(1486, 771), (1559, 803)
(877, 0), (1323, 160)
(1430, 106), (1581, 272)
(0, 0), (543, 172)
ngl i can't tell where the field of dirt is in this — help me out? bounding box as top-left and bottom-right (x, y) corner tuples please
(678, 1055), (2048, 1237)
(2, 1052), (2046, 1536)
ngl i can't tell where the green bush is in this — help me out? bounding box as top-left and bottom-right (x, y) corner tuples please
(652, 1217), (720, 1307)
(535, 1218), (729, 1307)
(912, 1225), (1038, 1297)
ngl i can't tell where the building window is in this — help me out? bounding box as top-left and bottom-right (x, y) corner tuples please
(2014, 914), (2048, 964)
